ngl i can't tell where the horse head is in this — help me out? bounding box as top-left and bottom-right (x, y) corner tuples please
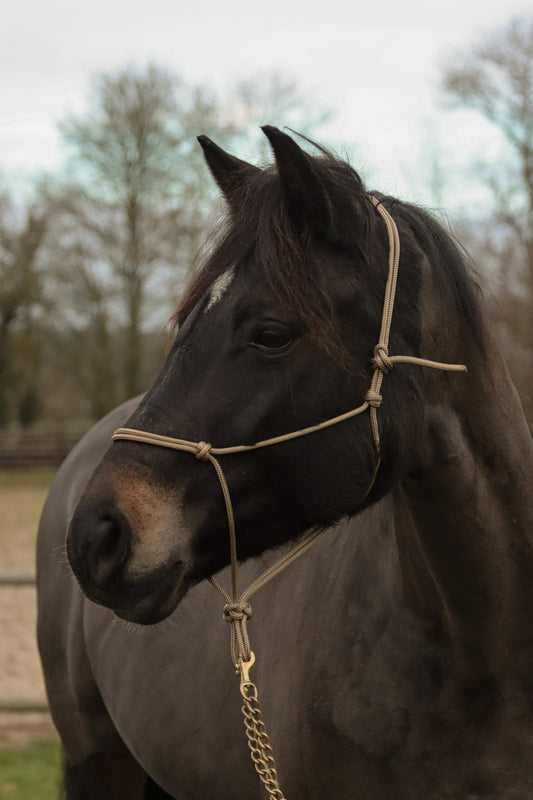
(66, 127), (468, 624)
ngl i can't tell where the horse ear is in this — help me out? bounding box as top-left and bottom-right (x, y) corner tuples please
(261, 125), (335, 239)
(197, 136), (260, 206)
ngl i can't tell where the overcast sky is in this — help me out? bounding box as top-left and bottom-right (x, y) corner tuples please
(1, 0), (529, 208)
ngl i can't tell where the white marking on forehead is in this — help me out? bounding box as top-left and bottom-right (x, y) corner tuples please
(205, 267), (235, 312)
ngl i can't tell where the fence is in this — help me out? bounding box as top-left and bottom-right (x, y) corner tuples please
(0, 430), (83, 469)
(0, 572), (49, 714)
(0, 439), (83, 719)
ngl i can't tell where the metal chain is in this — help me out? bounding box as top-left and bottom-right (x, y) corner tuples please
(238, 659), (286, 800)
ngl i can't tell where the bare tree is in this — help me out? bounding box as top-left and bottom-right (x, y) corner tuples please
(59, 65), (235, 398)
(56, 64), (334, 408)
(60, 65), (179, 398)
(442, 17), (533, 422)
(0, 189), (49, 424)
(444, 18), (533, 242)
(226, 71), (334, 162)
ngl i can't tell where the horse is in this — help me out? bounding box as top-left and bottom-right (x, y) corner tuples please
(37, 126), (533, 799)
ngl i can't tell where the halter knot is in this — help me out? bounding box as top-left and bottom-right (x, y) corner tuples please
(195, 441), (212, 461)
(372, 344), (393, 374)
(223, 602), (252, 623)
(365, 389), (383, 408)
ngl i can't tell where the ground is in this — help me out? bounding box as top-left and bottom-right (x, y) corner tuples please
(0, 470), (58, 748)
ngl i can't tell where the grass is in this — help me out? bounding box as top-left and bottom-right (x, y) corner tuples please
(0, 740), (62, 800)
(0, 468), (56, 489)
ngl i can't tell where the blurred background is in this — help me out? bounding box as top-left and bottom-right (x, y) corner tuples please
(0, 2), (532, 795)
(0, 0), (531, 438)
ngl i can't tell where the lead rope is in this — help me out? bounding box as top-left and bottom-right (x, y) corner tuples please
(111, 197), (467, 799)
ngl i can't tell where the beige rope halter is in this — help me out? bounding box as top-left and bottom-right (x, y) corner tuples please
(112, 197), (466, 798)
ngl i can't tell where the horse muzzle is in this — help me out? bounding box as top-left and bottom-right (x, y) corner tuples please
(66, 499), (189, 624)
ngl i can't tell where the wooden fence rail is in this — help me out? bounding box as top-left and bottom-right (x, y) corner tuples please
(0, 430), (83, 469)
(0, 573), (37, 586)
(0, 699), (50, 713)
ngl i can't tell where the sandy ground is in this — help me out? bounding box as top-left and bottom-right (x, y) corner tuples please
(0, 474), (59, 747)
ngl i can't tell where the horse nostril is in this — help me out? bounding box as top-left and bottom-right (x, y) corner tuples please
(69, 507), (132, 589)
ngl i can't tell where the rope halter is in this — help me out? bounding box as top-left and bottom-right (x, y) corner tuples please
(111, 197), (467, 799)
(112, 196), (466, 659)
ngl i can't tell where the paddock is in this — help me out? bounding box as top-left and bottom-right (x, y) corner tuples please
(0, 470), (55, 744)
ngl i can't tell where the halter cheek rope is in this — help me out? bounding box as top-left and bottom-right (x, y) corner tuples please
(112, 197), (466, 799)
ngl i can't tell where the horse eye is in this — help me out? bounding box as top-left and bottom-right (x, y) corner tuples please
(252, 322), (294, 351)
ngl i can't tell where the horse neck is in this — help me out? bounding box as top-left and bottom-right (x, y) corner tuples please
(397, 333), (533, 676)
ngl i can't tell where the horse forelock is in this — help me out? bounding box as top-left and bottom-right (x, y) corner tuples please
(173, 153), (382, 366)
(172, 146), (485, 367)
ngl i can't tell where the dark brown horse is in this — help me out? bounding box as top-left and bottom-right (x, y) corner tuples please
(38, 127), (533, 799)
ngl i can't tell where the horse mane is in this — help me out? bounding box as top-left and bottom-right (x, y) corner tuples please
(376, 195), (487, 354)
(173, 146), (487, 363)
